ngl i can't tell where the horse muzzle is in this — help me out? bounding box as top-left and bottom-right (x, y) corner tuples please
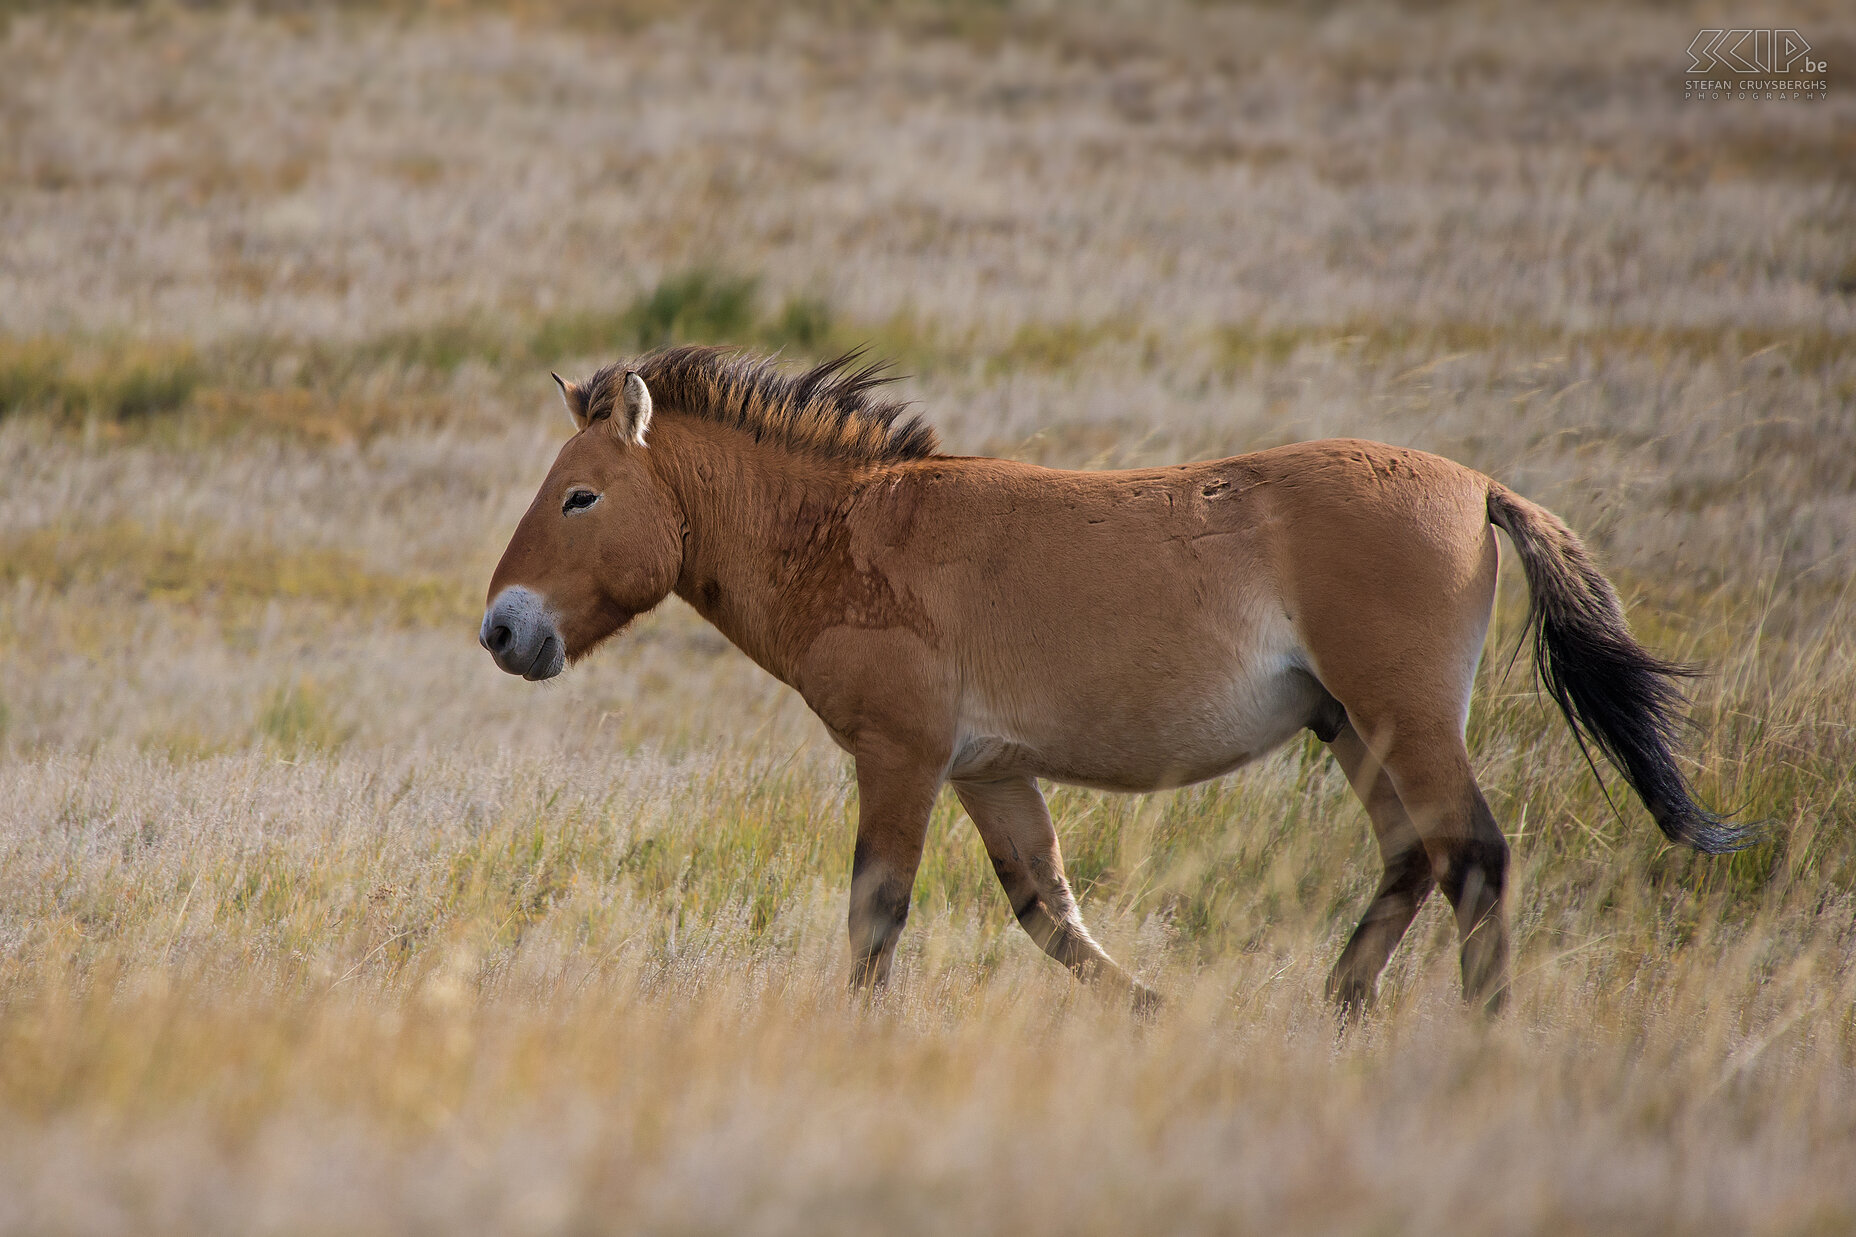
(480, 586), (567, 681)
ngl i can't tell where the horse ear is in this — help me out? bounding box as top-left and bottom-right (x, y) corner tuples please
(616, 371), (653, 446)
(554, 372), (591, 431)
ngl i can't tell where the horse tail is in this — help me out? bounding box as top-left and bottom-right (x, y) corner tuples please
(1485, 483), (1756, 854)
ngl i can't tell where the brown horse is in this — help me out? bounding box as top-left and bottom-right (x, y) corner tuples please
(481, 346), (1749, 1013)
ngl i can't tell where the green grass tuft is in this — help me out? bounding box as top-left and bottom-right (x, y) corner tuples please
(0, 337), (202, 422)
(258, 677), (353, 756)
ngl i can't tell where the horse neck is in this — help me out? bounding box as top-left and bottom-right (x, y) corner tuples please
(647, 413), (867, 685)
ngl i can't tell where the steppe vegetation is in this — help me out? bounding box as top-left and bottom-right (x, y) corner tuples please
(1, 2), (1853, 1232)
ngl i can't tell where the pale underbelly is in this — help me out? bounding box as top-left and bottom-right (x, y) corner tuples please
(948, 658), (1328, 792)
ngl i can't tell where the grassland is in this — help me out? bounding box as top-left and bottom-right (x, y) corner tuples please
(1, 2), (1854, 1233)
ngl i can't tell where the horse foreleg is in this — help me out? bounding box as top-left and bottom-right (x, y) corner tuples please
(846, 746), (941, 990)
(954, 775), (1159, 1014)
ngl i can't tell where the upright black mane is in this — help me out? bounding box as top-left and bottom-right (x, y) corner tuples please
(578, 345), (939, 463)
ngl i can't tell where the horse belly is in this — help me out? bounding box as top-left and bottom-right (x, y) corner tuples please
(951, 648), (1324, 792)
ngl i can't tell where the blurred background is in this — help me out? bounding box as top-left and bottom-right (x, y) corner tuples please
(0, 3), (1853, 1233)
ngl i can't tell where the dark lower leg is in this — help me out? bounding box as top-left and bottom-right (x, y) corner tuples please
(958, 778), (1158, 1013)
(1326, 845), (1434, 1013)
(1369, 733), (1512, 1013)
(848, 849), (915, 988)
(1438, 828), (1509, 1013)
(1325, 723), (1435, 1012)
(846, 753), (939, 991)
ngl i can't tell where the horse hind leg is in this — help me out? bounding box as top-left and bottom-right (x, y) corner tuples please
(1438, 770), (1511, 1014)
(1364, 724), (1511, 1014)
(1324, 720), (1436, 1015)
(953, 775), (1160, 1015)
(1301, 524), (1508, 1012)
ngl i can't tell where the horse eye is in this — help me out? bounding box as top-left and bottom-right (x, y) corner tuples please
(563, 489), (601, 515)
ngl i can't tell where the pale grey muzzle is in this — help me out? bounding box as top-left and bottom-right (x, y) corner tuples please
(480, 586), (566, 681)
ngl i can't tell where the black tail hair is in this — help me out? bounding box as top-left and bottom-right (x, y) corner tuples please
(1486, 486), (1757, 854)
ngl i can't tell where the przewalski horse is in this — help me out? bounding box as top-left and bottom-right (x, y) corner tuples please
(481, 346), (1750, 1014)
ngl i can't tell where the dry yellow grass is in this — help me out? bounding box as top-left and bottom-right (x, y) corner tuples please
(1, 3), (1854, 1233)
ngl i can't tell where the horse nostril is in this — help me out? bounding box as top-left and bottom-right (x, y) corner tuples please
(488, 623), (513, 654)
